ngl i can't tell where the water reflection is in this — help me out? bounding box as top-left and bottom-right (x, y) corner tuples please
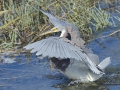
(0, 53), (16, 63)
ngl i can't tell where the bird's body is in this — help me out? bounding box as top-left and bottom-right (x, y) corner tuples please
(63, 59), (102, 82)
(50, 49), (108, 82)
(24, 9), (111, 83)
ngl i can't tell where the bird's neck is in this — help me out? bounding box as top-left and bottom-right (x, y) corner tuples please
(60, 29), (68, 38)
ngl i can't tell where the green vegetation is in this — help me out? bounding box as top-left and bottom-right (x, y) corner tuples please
(0, 0), (119, 50)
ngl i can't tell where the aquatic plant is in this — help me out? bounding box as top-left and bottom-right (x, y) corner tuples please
(0, 0), (115, 50)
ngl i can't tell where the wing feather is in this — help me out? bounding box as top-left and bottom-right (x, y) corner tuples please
(24, 40), (41, 50)
(61, 41), (72, 58)
(24, 37), (102, 74)
(56, 42), (61, 58)
(41, 41), (52, 56)
(59, 42), (66, 58)
(52, 40), (58, 57)
(60, 42), (67, 58)
(46, 42), (54, 56)
(43, 39), (54, 56)
(36, 41), (51, 56)
(30, 40), (47, 53)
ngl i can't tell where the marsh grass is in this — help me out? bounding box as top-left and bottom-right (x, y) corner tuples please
(0, 0), (119, 50)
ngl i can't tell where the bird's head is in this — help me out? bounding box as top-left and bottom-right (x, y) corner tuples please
(40, 26), (67, 37)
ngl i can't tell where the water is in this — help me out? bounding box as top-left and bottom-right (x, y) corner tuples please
(0, 53), (64, 90)
(1, 30), (120, 90)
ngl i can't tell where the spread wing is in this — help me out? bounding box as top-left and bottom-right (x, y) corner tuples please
(24, 37), (102, 74)
(40, 9), (65, 26)
(39, 9), (79, 31)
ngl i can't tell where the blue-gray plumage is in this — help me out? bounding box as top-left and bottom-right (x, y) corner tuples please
(24, 9), (111, 83)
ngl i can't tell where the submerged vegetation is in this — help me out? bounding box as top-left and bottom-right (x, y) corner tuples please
(0, 0), (120, 50)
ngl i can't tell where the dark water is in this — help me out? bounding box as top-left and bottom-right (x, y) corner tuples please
(1, 1), (120, 90)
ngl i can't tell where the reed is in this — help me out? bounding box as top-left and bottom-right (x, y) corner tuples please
(0, 0), (118, 50)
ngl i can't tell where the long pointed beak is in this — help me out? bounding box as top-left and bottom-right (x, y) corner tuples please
(40, 27), (59, 36)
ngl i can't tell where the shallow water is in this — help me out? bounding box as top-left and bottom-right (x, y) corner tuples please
(1, 51), (120, 90)
(0, 53), (63, 90)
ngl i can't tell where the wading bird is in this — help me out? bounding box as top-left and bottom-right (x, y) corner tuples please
(24, 9), (111, 83)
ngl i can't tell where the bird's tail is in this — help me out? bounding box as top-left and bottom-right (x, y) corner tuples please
(98, 57), (111, 70)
